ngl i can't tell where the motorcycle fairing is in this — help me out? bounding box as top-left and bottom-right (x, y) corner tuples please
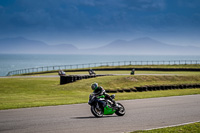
(103, 105), (116, 115)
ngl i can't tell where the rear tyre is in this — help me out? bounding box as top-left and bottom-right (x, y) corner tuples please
(115, 103), (125, 116)
(91, 105), (103, 117)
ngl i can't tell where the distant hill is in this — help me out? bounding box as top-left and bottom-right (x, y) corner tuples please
(0, 37), (200, 55)
(88, 37), (200, 55)
(0, 37), (78, 54)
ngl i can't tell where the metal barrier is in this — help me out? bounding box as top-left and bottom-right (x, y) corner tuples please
(6, 60), (200, 76)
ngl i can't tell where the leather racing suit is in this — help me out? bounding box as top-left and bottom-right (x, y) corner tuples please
(93, 86), (116, 108)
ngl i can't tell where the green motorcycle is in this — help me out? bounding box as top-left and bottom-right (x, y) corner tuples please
(88, 93), (125, 117)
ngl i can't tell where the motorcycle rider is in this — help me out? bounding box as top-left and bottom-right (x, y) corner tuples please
(91, 82), (116, 108)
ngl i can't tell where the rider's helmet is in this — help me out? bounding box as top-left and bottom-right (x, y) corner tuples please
(91, 82), (98, 90)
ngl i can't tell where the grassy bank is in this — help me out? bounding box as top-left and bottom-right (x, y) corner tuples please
(27, 70), (200, 76)
(1, 75), (200, 110)
(17, 64), (200, 76)
(131, 122), (200, 133)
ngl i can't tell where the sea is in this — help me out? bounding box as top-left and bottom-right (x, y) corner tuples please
(0, 54), (200, 76)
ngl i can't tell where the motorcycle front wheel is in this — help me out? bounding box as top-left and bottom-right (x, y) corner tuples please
(91, 105), (103, 117)
(115, 103), (125, 116)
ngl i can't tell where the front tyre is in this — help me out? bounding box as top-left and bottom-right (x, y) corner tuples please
(115, 103), (125, 116)
(91, 105), (103, 117)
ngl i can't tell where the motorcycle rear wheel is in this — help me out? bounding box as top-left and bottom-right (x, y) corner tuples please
(91, 105), (103, 117)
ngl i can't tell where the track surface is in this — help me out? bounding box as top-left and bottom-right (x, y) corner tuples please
(0, 95), (200, 133)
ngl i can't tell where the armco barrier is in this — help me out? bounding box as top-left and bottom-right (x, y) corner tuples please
(6, 60), (200, 76)
(105, 84), (200, 93)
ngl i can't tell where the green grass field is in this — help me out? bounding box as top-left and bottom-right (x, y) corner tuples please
(131, 122), (200, 133)
(1, 64), (200, 110)
(1, 75), (200, 110)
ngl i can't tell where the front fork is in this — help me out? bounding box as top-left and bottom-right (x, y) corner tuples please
(96, 102), (101, 110)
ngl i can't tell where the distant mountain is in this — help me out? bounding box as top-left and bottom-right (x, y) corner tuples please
(0, 37), (200, 55)
(0, 37), (78, 54)
(87, 37), (200, 55)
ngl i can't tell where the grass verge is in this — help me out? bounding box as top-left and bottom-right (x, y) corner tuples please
(0, 75), (200, 110)
(131, 122), (200, 133)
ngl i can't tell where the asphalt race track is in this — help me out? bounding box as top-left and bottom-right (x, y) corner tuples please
(0, 95), (200, 133)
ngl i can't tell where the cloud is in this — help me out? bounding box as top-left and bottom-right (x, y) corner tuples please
(121, 0), (166, 11)
(177, 0), (200, 8)
(0, 0), (200, 46)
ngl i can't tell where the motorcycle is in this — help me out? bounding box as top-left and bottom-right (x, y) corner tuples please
(88, 93), (125, 117)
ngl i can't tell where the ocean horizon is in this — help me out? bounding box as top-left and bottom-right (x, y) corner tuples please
(1, 54), (200, 76)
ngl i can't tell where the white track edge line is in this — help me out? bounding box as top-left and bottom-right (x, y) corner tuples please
(144, 120), (200, 131)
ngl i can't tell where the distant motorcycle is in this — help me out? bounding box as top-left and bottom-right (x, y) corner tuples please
(88, 93), (125, 117)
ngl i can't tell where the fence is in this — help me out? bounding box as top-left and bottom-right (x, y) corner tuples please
(6, 60), (200, 76)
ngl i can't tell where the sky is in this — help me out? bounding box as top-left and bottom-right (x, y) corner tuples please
(0, 0), (200, 48)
